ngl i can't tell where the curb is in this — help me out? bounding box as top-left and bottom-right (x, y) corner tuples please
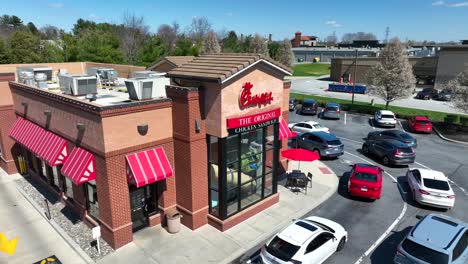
(15, 183), (95, 264)
(432, 126), (468, 145)
(223, 161), (339, 264)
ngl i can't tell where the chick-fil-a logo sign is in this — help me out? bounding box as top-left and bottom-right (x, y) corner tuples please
(239, 82), (273, 108)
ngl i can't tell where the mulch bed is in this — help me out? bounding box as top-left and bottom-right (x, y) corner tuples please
(433, 122), (468, 142)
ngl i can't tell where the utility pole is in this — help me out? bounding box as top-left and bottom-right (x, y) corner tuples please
(352, 49), (358, 105)
(384, 26), (390, 44)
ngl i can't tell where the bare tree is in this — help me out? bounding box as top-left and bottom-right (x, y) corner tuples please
(367, 38), (416, 109)
(276, 38), (293, 67)
(324, 31), (338, 46)
(201, 31), (221, 54)
(249, 34), (268, 56)
(157, 22), (179, 51)
(40, 25), (61, 39)
(189, 17), (212, 42)
(448, 69), (468, 113)
(119, 12), (148, 65)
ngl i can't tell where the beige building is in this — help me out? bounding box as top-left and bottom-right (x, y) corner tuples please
(435, 46), (468, 88)
(147, 56), (194, 72)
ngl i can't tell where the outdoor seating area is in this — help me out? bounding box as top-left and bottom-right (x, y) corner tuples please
(285, 170), (313, 194)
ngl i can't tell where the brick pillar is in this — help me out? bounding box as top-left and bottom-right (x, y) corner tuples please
(0, 74), (18, 174)
(156, 140), (177, 226)
(166, 86), (208, 230)
(279, 81), (292, 173)
(95, 154), (133, 249)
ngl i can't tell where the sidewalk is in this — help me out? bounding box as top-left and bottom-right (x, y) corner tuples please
(97, 160), (338, 264)
(0, 169), (86, 264)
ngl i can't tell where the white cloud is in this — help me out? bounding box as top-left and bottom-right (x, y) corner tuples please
(432, 1), (468, 7)
(48, 2), (64, 8)
(88, 14), (102, 20)
(325, 20), (342, 27)
(448, 1), (468, 7)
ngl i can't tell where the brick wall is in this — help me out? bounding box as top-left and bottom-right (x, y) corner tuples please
(0, 74), (17, 174)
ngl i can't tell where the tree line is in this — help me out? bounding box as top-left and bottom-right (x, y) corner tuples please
(0, 14), (294, 67)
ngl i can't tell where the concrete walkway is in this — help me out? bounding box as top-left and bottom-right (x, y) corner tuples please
(98, 160), (338, 264)
(0, 169), (85, 264)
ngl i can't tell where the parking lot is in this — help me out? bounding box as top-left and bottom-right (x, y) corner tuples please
(243, 108), (468, 264)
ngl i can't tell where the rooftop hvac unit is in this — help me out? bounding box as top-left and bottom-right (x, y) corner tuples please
(16, 66), (52, 83)
(59, 74), (97, 96)
(86, 67), (118, 85)
(124, 77), (169, 100)
(131, 71), (166, 78)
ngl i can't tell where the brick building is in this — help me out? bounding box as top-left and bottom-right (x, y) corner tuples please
(3, 54), (294, 249)
(291, 32), (318, 48)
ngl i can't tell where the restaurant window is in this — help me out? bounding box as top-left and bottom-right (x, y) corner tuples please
(145, 183), (159, 216)
(85, 180), (99, 220)
(208, 121), (279, 220)
(40, 160), (49, 182)
(51, 166), (61, 190)
(63, 176), (74, 200)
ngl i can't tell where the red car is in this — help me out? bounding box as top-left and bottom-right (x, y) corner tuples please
(407, 116), (432, 133)
(348, 163), (383, 200)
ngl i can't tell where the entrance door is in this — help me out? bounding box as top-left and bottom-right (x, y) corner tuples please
(129, 186), (148, 232)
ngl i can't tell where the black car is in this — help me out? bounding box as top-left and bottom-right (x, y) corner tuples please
(289, 98), (299, 111)
(367, 130), (417, 148)
(416, 88), (438, 100)
(297, 99), (318, 115)
(362, 139), (415, 166)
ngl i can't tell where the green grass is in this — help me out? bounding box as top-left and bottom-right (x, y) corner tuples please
(290, 93), (468, 123)
(292, 63), (330, 77)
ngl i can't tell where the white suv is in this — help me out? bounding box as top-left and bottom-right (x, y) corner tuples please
(407, 168), (455, 209)
(261, 216), (347, 264)
(374, 110), (397, 128)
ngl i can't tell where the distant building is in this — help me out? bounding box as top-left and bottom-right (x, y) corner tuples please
(147, 56), (194, 72)
(291, 32), (318, 48)
(293, 47), (379, 63)
(435, 46), (468, 88)
(338, 40), (383, 48)
(461, 40), (468, 45)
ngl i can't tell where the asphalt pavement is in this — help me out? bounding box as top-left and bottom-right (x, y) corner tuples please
(241, 107), (468, 264)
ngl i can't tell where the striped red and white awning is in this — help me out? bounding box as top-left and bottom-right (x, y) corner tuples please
(61, 147), (96, 185)
(126, 147), (174, 188)
(9, 117), (69, 166)
(279, 118), (297, 140)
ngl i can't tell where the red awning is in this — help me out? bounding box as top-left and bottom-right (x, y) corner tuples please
(279, 118), (297, 140)
(126, 147), (174, 188)
(36, 131), (69, 166)
(9, 117), (69, 166)
(61, 147), (96, 185)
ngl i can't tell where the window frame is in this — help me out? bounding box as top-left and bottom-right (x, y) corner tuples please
(452, 230), (467, 261)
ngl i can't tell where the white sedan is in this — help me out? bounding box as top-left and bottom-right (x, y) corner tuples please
(261, 216), (347, 264)
(288, 121), (330, 134)
(374, 110), (397, 128)
(407, 168), (455, 209)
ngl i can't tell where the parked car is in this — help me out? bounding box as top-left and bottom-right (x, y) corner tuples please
(297, 131), (344, 158)
(394, 214), (467, 264)
(362, 139), (415, 166)
(261, 216), (347, 264)
(321, 102), (341, 119)
(289, 121), (330, 134)
(297, 99), (318, 115)
(348, 163), (383, 200)
(367, 130), (417, 148)
(407, 116), (432, 133)
(407, 168), (455, 209)
(374, 110), (397, 128)
(289, 98), (299, 111)
(416, 88), (438, 100)
(434, 89), (453, 101)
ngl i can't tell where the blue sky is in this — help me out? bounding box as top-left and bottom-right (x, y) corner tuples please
(2, 0), (467, 42)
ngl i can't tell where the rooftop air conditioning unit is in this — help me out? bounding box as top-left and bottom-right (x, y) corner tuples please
(131, 70), (166, 79)
(124, 77), (169, 100)
(86, 67), (118, 85)
(16, 66), (52, 83)
(59, 74), (97, 96)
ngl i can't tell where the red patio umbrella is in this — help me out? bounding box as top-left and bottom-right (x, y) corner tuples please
(281, 148), (320, 170)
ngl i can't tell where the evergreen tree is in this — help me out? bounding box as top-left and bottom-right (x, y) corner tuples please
(173, 35), (200, 56)
(76, 30), (124, 63)
(137, 35), (167, 67)
(9, 31), (41, 63)
(222, 31), (239, 52)
(0, 38), (10, 63)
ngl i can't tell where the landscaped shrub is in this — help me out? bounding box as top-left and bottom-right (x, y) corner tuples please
(460, 116), (468, 126)
(444, 114), (460, 124)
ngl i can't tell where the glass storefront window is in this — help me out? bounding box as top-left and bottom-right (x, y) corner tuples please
(85, 180), (99, 220)
(64, 177), (74, 200)
(208, 121), (280, 220)
(51, 166), (60, 190)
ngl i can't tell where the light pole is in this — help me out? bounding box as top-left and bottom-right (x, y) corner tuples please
(352, 49), (358, 105)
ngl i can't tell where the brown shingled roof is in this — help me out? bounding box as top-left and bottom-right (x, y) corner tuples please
(147, 56), (194, 70)
(166, 53), (292, 83)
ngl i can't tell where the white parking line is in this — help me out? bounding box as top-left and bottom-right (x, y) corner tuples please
(341, 151), (407, 264)
(369, 117), (375, 130)
(339, 136), (363, 145)
(344, 112), (347, 125)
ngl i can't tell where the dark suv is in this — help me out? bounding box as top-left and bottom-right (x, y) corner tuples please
(362, 139), (415, 166)
(289, 98), (299, 111)
(416, 88), (438, 100)
(297, 99), (318, 115)
(296, 131), (344, 158)
(367, 130), (417, 148)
